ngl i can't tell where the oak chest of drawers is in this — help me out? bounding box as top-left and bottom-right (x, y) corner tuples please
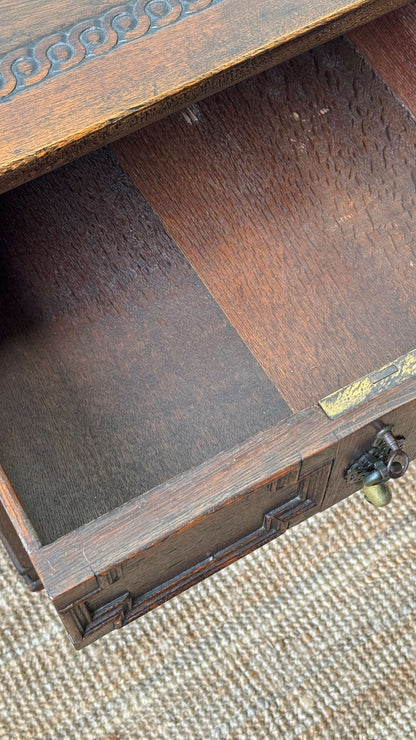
(1, 0), (416, 648)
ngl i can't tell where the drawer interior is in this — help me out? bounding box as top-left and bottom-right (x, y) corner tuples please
(0, 148), (290, 544)
(1, 36), (416, 546)
(114, 37), (416, 412)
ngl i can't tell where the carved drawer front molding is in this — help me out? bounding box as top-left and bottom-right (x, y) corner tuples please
(61, 592), (133, 645)
(59, 460), (333, 648)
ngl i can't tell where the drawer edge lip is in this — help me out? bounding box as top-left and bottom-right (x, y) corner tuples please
(0, 464), (42, 555)
(33, 406), (319, 599)
(30, 375), (416, 608)
(0, 464), (43, 590)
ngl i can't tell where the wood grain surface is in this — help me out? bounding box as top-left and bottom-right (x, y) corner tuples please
(114, 38), (416, 412)
(0, 0), (410, 194)
(349, 1), (416, 114)
(0, 147), (289, 544)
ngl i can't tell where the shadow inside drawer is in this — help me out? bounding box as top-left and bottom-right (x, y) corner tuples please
(0, 148), (290, 544)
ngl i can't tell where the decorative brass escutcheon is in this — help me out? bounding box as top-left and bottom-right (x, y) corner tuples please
(345, 422), (409, 507)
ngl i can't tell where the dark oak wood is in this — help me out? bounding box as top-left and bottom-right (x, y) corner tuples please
(2, 25), (416, 649)
(0, 146), (289, 544)
(0, 0), (411, 194)
(349, 2), (416, 114)
(114, 37), (416, 412)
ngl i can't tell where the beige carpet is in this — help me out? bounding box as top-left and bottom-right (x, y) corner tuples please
(0, 471), (415, 739)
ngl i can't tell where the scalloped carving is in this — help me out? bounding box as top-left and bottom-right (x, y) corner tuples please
(0, 0), (223, 102)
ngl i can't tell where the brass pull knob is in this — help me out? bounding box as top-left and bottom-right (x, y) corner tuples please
(362, 463), (392, 507)
(363, 481), (392, 507)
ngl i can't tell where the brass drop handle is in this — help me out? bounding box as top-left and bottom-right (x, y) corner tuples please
(363, 462), (392, 507)
(345, 423), (409, 507)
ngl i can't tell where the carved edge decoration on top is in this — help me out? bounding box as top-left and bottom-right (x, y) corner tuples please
(0, 0), (224, 103)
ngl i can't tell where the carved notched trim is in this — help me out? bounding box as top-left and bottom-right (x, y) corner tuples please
(59, 460), (333, 648)
(0, 0), (224, 103)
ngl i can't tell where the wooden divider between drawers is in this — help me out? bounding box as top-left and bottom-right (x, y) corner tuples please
(0, 0), (411, 194)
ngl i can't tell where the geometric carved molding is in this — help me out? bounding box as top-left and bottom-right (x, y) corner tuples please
(60, 592), (132, 646)
(59, 459), (333, 647)
(0, 0), (224, 103)
(264, 459), (332, 533)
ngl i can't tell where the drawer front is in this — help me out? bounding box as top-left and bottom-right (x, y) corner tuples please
(58, 460), (333, 647)
(28, 375), (415, 649)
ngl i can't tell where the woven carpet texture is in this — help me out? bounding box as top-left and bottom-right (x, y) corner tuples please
(0, 469), (415, 739)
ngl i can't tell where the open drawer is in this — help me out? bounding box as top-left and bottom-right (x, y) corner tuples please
(1, 18), (416, 648)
